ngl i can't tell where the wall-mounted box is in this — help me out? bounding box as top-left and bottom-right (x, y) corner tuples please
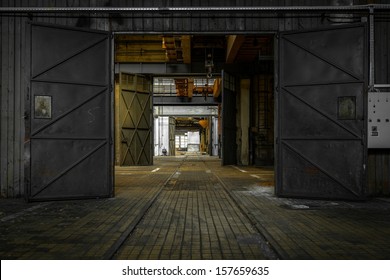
(368, 92), (390, 148)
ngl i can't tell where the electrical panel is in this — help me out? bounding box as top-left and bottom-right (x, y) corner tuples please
(368, 92), (390, 148)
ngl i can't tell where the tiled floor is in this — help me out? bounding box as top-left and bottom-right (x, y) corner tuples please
(114, 157), (274, 260)
(1, 155), (390, 260)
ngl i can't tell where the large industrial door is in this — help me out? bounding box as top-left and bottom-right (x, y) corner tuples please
(118, 73), (153, 166)
(26, 23), (113, 201)
(221, 70), (237, 165)
(277, 24), (367, 200)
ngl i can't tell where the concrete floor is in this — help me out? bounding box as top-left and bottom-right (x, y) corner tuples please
(1, 154), (390, 260)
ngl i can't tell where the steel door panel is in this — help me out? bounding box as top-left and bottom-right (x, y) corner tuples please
(32, 32), (108, 85)
(32, 88), (107, 138)
(281, 83), (364, 139)
(30, 140), (108, 198)
(33, 44), (108, 85)
(31, 25), (108, 77)
(119, 73), (153, 166)
(277, 24), (367, 200)
(281, 140), (364, 196)
(282, 27), (364, 79)
(27, 23), (112, 201)
(282, 40), (356, 85)
(281, 143), (362, 198)
(31, 83), (106, 134)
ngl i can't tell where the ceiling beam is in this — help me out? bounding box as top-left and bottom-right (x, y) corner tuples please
(115, 54), (166, 63)
(115, 35), (167, 63)
(226, 35), (245, 64)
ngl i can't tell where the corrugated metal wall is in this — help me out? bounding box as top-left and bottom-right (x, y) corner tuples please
(1, 0), (389, 197)
(1, 1), (24, 198)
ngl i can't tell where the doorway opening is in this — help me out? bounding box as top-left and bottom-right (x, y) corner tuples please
(113, 34), (275, 167)
(153, 76), (219, 157)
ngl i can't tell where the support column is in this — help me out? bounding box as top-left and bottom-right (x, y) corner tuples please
(154, 116), (170, 156)
(240, 79), (250, 165)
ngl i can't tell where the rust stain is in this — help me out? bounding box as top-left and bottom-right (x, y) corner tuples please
(304, 167), (320, 175)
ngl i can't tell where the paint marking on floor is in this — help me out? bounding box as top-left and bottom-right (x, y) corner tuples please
(206, 170), (212, 173)
(250, 174), (260, 179)
(151, 168), (160, 173)
(232, 166), (248, 173)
